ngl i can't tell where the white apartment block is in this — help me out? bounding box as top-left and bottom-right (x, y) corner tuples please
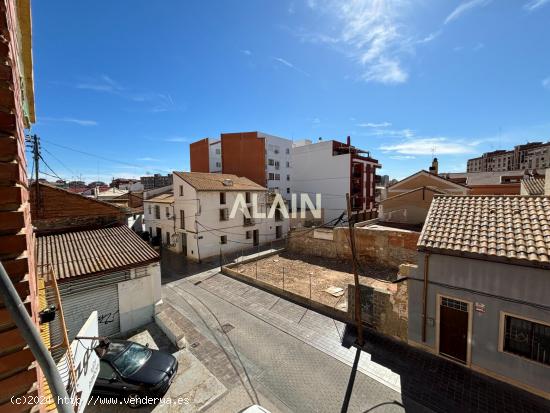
(144, 172), (289, 261)
(292, 138), (380, 224)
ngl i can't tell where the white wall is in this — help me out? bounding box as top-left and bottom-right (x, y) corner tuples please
(173, 174), (288, 261)
(209, 139), (222, 173)
(118, 263), (161, 333)
(292, 140), (350, 223)
(261, 133), (293, 202)
(143, 199), (179, 251)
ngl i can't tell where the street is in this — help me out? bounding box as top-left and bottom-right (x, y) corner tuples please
(162, 270), (422, 413)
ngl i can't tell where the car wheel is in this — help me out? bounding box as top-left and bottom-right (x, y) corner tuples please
(126, 393), (141, 409)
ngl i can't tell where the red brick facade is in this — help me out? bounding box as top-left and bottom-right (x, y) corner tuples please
(0, 1), (39, 411)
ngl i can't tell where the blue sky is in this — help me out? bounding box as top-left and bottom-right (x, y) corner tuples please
(31, 0), (550, 182)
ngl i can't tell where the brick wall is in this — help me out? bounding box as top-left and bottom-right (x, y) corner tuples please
(287, 226), (420, 269)
(0, 1), (39, 411)
(30, 183), (126, 234)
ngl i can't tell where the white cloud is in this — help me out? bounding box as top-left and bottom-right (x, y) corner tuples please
(417, 30), (441, 44)
(524, 0), (550, 11)
(389, 155), (415, 160)
(364, 127), (415, 138)
(137, 157), (160, 161)
(304, 0), (412, 84)
(542, 76), (550, 90)
(358, 121), (391, 128)
(380, 137), (476, 155)
(272, 57), (310, 76)
(241, 49), (252, 55)
(444, 0), (492, 25)
(312, 117), (321, 124)
(164, 136), (189, 143)
(40, 116), (98, 126)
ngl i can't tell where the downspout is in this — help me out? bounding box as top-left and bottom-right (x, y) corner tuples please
(422, 252), (431, 342)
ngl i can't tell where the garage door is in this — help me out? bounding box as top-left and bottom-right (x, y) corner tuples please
(62, 283), (120, 341)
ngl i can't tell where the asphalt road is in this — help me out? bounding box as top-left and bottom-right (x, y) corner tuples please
(163, 273), (416, 413)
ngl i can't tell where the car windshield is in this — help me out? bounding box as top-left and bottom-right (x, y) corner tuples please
(112, 343), (152, 377)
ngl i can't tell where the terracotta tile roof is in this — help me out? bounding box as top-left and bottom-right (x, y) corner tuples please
(174, 172), (266, 191)
(521, 178), (545, 195)
(37, 226), (159, 280)
(144, 192), (174, 203)
(419, 195), (550, 267)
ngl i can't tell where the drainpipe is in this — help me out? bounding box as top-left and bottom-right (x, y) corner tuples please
(421, 253), (431, 342)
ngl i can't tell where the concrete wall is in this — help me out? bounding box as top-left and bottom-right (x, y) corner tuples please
(287, 226), (419, 269)
(379, 188), (438, 225)
(118, 263), (161, 333)
(208, 140), (222, 173)
(291, 141), (351, 223)
(143, 199), (178, 250)
(408, 252), (550, 397)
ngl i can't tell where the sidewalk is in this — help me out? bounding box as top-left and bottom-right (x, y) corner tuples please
(177, 272), (550, 413)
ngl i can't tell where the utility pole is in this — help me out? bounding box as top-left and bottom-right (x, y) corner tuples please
(346, 193), (364, 346)
(29, 134), (40, 211)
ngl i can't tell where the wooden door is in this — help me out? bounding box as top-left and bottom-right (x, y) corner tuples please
(439, 297), (469, 363)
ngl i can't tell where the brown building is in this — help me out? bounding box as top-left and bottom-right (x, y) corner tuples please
(29, 182), (127, 235)
(190, 131), (293, 201)
(467, 141), (550, 172)
(380, 168), (470, 226)
(0, 1), (39, 411)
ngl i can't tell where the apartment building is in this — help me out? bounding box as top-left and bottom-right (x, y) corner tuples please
(144, 172), (288, 261)
(140, 173), (173, 190)
(190, 131), (293, 201)
(291, 138), (380, 223)
(467, 141), (550, 172)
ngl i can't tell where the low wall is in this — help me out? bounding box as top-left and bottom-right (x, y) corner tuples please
(348, 280), (409, 341)
(287, 226), (420, 269)
(221, 262), (351, 323)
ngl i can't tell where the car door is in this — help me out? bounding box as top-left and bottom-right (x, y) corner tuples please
(93, 360), (128, 396)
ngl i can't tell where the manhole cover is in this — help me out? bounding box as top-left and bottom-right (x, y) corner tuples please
(220, 323), (235, 334)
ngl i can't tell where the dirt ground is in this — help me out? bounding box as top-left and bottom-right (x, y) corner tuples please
(232, 252), (398, 312)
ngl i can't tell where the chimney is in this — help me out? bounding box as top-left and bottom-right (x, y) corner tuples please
(347, 136), (351, 146)
(429, 158), (439, 175)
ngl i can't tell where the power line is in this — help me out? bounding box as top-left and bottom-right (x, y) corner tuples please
(39, 153), (64, 182)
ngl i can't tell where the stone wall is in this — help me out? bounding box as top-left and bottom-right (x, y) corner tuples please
(287, 225), (420, 269)
(348, 279), (409, 341)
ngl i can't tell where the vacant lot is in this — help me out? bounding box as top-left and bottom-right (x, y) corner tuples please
(231, 252), (398, 311)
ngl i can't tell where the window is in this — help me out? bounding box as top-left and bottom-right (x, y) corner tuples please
(502, 314), (550, 366)
(276, 225), (282, 239)
(165, 206), (170, 218)
(246, 230), (251, 239)
(179, 185), (183, 196)
(180, 210), (185, 230)
(268, 173), (275, 180)
(245, 192), (251, 203)
(148, 205), (152, 215)
(215, 148), (221, 154)
(220, 208), (229, 221)
(220, 235), (227, 244)
(220, 192), (226, 204)
(275, 160), (280, 170)
(268, 159), (275, 166)
(286, 175), (290, 181)
(286, 148), (290, 154)
(286, 187), (290, 194)
(166, 232), (170, 245)
(154, 205), (160, 219)
(275, 174), (280, 181)
(216, 161), (221, 168)
(286, 161), (290, 168)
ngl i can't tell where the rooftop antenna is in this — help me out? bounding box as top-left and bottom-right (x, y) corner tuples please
(431, 145), (437, 158)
